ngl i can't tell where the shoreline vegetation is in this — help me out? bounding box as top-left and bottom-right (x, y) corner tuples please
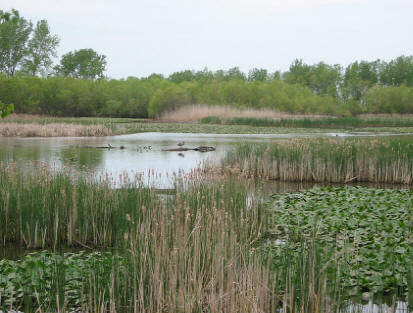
(3, 109), (413, 136)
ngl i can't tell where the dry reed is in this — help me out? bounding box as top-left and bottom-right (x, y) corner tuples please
(3, 113), (47, 121)
(0, 122), (111, 137)
(159, 104), (326, 122)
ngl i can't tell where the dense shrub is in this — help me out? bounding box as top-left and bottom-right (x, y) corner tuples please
(1, 72), (413, 118)
(0, 74), (346, 117)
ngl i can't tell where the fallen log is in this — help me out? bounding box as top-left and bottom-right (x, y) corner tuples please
(161, 147), (192, 152)
(162, 146), (215, 152)
(194, 146), (216, 152)
(93, 144), (125, 149)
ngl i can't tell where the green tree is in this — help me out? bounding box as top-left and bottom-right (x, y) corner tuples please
(0, 9), (32, 76)
(283, 59), (311, 86)
(214, 67), (246, 81)
(308, 62), (342, 98)
(55, 49), (106, 79)
(248, 68), (268, 82)
(380, 55), (413, 87)
(168, 70), (195, 83)
(343, 60), (379, 101)
(23, 20), (59, 76)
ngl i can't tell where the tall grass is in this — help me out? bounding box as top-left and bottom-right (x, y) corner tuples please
(0, 164), (353, 312)
(160, 104), (325, 122)
(220, 136), (413, 184)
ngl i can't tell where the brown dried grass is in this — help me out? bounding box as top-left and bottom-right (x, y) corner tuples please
(3, 113), (46, 121)
(0, 123), (111, 137)
(159, 104), (326, 122)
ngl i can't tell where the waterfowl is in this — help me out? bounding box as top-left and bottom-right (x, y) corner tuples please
(177, 141), (185, 146)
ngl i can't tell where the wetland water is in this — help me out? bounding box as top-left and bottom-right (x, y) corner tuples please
(1, 132), (411, 313)
(0, 131), (406, 188)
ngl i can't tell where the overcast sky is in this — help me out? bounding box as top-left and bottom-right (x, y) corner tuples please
(3, 0), (413, 79)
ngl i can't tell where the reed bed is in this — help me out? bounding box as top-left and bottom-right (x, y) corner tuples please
(0, 122), (111, 137)
(159, 104), (324, 122)
(0, 164), (355, 312)
(2, 113), (142, 125)
(220, 136), (413, 184)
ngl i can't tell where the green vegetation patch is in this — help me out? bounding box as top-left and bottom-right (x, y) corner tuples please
(200, 115), (413, 128)
(264, 186), (413, 295)
(0, 251), (124, 311)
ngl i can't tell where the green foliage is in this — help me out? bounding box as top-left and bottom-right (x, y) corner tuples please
(284, 60), (342, 98)
(380, 55), (413, 87)
(199, 116), (222, 124)
(168, 69), (196, 83)
(364, 85), (413, 114)
(248, 68), (268, 82)
(0, 100), (14, 118)
(264, 187), (413, 295)
(0, 75), (343, 117)
(226, 117), (276, 126)
(343, 60), (380, 101)
(54, 48), (106, 80)
(200, 115), (413, 128)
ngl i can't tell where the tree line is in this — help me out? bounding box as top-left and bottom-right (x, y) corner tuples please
(1, 8), (413, 117)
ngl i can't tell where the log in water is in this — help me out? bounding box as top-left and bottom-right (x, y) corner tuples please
(162, 146), (216, 152)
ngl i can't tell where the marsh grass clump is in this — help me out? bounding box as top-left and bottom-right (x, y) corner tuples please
(0, 122), (111, 136)
(227, 117), (277, 127)
(199, 115), (222, 124)
(221, 136), (413, 184)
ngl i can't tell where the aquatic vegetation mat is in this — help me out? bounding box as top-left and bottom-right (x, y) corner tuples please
(0, 251), (123, 311)
(264, 186), (413, 296)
